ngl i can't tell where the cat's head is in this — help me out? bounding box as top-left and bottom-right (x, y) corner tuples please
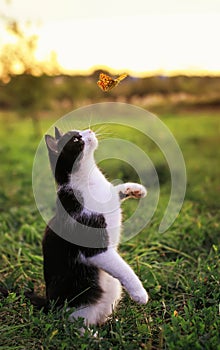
(45, 127), (98, 185)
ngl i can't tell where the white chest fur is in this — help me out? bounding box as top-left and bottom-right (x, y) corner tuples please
(70, 162), (122, 247)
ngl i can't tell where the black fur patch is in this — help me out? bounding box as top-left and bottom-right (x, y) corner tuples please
(57, 186), (83, 215)
(43, 217), (107, 308)
(46, 131), (85, 185)
(56, 132), (84, 184)
(42, 128), (109, 309)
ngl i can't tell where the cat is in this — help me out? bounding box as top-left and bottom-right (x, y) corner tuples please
(42, 126), (148, 327)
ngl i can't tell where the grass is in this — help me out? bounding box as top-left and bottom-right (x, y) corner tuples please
(0, 110), (220, 349)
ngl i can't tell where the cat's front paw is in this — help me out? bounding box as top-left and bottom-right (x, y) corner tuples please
(124, 183), (147, 199)
(130, 287), (149, 304)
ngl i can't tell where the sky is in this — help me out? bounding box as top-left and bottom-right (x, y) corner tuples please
(1, 0), (220, 76)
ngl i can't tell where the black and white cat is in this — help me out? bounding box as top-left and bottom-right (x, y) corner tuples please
(43, 127), (148, 326)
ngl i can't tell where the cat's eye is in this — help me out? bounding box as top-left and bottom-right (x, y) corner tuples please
(73, 137), (79, 143)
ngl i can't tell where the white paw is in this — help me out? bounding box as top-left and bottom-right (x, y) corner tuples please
(130, 287), (149, 304)
(125, 183), (147, 199)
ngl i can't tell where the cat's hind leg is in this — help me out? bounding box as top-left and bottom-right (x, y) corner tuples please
(69, 272), (122, 327)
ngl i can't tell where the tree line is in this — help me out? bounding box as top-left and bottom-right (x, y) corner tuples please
(1, 72), (220, 112)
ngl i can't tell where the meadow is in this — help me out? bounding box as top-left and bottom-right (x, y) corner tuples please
(0, 109), (219, 350)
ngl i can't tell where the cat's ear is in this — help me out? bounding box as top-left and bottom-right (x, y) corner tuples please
(55, 127), (63, 140)
(45, 135), (58, 154)
(45, 135), (59, 178)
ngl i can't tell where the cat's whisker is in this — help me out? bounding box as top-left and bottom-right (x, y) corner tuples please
(95, 130), (113, 134)
(93, 126), (115, 139)
(95, 131), (113, 136)
(95, 132), (114, 140)
(93, 124), (109, 132)
(93, 126), (105, 134)
(88, 114), (93, 131)
(59, 120), (75, 133)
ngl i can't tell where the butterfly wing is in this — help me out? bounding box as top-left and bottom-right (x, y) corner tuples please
(97, 73), (117, 91)
(97, 73), (127, 91)
(115, 73), (128, 82)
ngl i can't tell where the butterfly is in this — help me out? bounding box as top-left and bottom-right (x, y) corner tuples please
(97, 73), (128, 92)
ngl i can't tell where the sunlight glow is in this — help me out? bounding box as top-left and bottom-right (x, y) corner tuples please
(33, 14), (220, 76)
(1, 4), (220, 77)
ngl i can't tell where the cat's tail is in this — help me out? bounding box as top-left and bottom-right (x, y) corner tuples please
(0, 286), (49, 312)
(0, 286), (8, 297)
(24, 289), (49, 311)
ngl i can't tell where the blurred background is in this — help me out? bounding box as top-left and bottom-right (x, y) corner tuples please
(0, 0), (220, 122)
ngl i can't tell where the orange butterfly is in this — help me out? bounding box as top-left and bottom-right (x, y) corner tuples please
(97, 73), (127, 92)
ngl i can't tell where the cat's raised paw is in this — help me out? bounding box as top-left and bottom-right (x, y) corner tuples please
(124, 184), (147, 199)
